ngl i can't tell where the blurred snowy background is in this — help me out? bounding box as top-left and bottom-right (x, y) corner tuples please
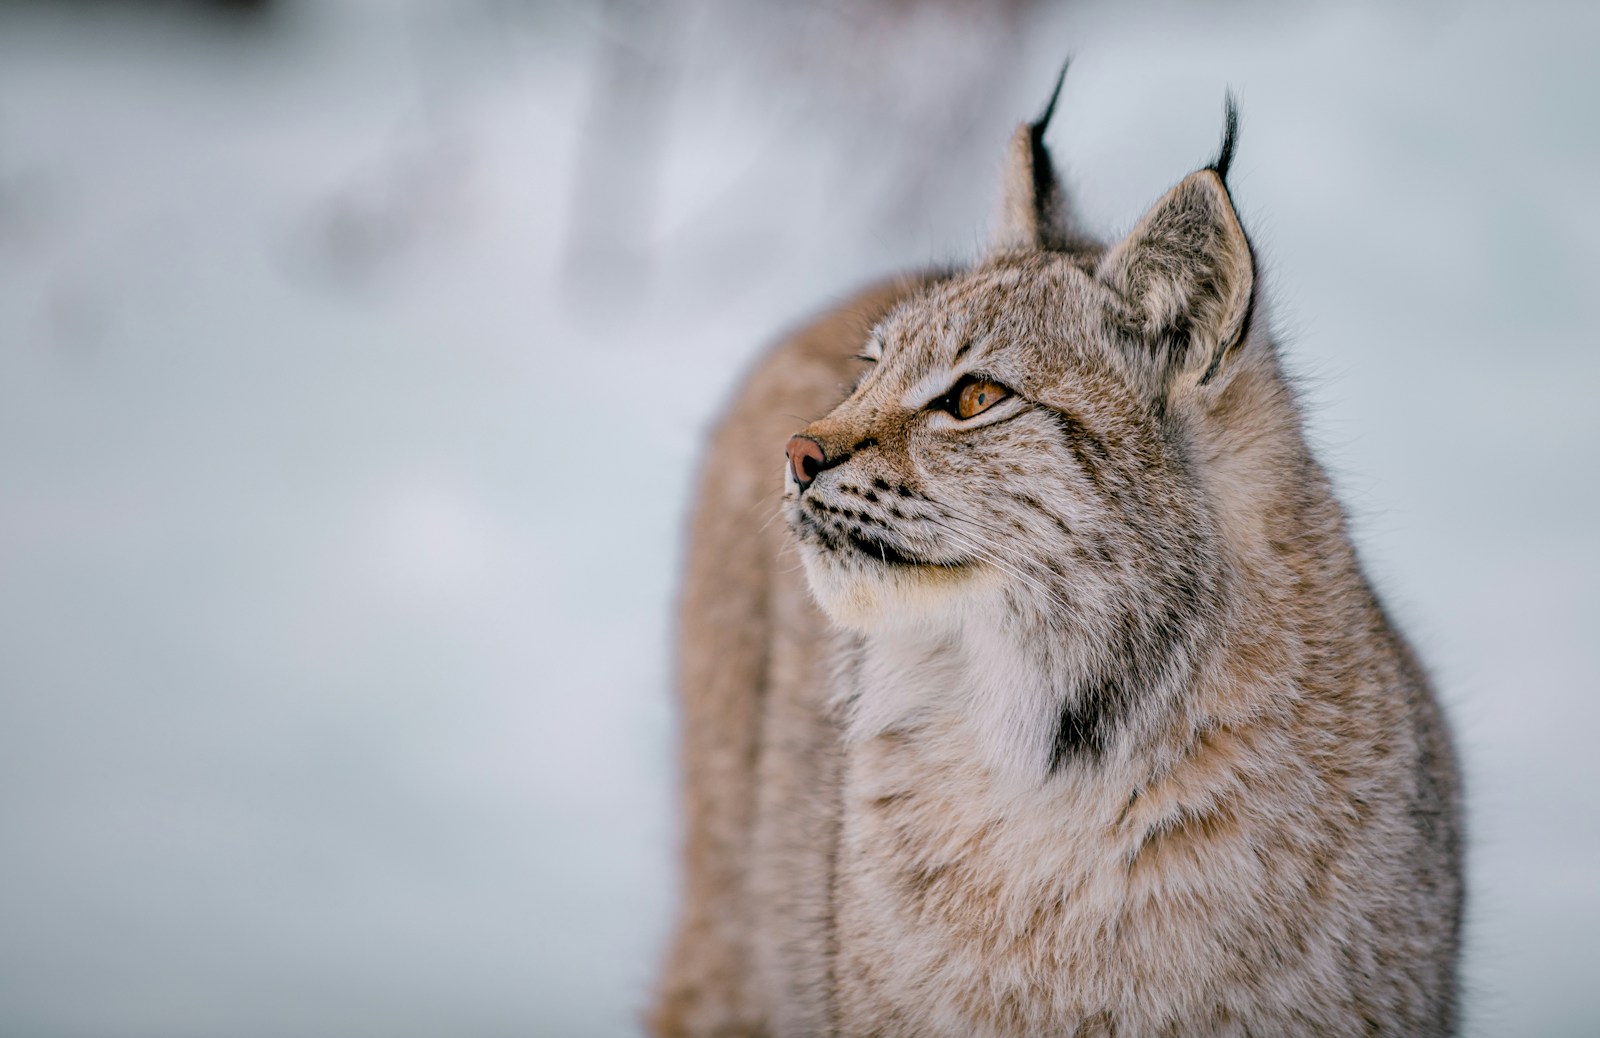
(0, 1), (1595, 1035)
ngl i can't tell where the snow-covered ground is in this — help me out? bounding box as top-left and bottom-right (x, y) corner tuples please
(0, 2), (1595, 1035)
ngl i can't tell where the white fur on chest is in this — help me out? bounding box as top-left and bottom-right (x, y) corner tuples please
(832, 695), (1148, 1036)
(828, 617), (1235, 1035)
(838, 598), (1089, 784)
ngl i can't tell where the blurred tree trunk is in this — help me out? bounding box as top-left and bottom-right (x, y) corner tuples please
(562, 0), (675, 307)
(561, 0), (1047, 313)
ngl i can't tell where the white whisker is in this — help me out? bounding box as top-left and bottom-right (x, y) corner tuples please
(916, 509), (1073, 615)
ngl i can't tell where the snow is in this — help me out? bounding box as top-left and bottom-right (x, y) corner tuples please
(0, 2), (1595, 1035)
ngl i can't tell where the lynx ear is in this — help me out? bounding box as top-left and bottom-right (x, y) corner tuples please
(991, 62), (1092, 255)
(1098, 100), (1254, 385)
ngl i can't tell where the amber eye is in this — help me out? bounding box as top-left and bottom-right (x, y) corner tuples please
(953, 378), (1009, 419)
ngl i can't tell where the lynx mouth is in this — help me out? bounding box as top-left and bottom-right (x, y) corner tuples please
(792, 508), (958, 570)
(842, 529), (929, 567)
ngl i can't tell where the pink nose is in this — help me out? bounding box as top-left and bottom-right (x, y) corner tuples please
(786, 435), (826, 490)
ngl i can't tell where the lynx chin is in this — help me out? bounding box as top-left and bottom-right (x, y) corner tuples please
(652, 68), (1463, 1038)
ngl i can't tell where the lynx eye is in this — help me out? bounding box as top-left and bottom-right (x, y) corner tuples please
(944, 376), (1009, 420)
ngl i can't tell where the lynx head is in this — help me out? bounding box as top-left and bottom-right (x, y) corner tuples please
(784, 75), (1279, 765)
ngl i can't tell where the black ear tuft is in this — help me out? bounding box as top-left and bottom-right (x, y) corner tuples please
(992, 58), (1094, 255)
(1028, 59), (1070, 214)
(1029, 59), (1070, 147)
(1209, 92), (1240, 184)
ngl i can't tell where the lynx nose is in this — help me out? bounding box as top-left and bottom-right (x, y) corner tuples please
(786, 435), (826, 491)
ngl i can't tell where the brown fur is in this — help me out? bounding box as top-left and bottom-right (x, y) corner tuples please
(653, 92), (1462, 1038)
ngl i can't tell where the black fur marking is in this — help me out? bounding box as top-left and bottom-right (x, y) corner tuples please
(1208, 92), (1240, 184)
(1050, 597), (1202, 772)
(1050, 682), (1111, 768)
(1013, 494), (1078, 545)
(1198, 94), (1257, 391)
(871, 477), (891, 492)
(1026, 59), (1071, 249)
(843, 528), (932, 568)
(793, 510), (843, 554)
(1050, 651), (1150, 772)
(1038, 406), (1109, 492)
(801, 493), (960, 569)
(851, 437), (879, 453)
(1032, 58), (1069, 137)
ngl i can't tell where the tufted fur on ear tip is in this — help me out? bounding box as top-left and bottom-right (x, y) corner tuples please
(990, 61), (1095, 256)
(1208, 91), (1240, 186)
(1097, 112), (1255, 387)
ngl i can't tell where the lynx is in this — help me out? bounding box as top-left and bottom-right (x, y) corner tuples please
(652, 71), (1463, 1038)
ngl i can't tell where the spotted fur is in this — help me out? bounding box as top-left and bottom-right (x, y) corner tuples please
(653, 84), (1463, 1038)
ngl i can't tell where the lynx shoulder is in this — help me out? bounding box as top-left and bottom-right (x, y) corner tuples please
(653, 74), (1464, 1038)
